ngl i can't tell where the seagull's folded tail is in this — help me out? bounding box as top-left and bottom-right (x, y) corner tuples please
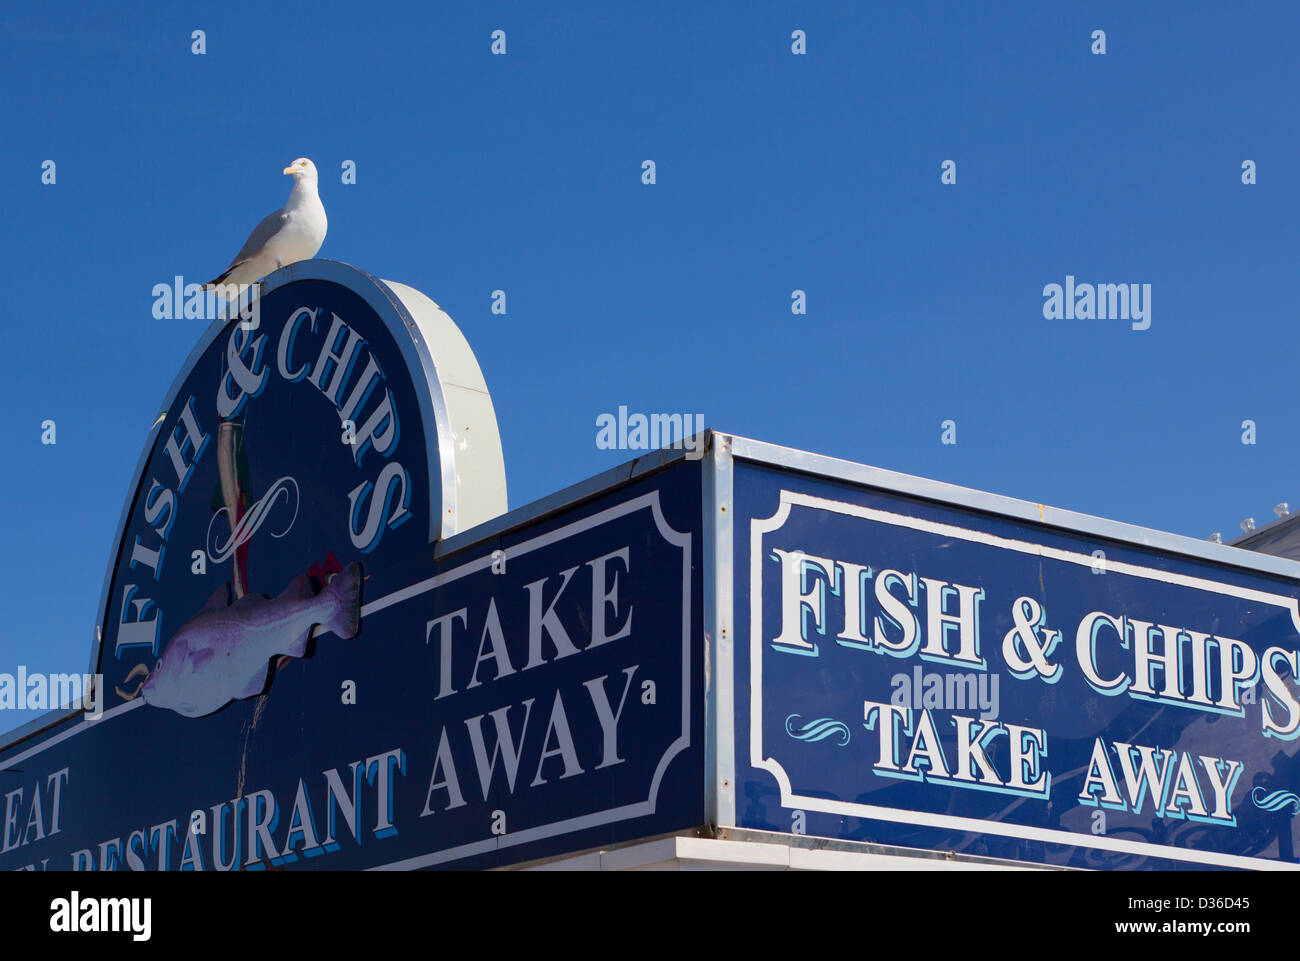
(204, 263), (246, 289)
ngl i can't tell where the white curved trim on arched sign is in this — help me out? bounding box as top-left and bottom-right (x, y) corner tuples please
(85, 260), (507, 681)
(382, 280), (508, 537)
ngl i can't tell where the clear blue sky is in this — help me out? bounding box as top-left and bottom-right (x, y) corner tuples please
(2, 0), (1297, 732)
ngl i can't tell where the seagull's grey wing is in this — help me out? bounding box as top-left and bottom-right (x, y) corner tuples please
(226, 207), (290, 267)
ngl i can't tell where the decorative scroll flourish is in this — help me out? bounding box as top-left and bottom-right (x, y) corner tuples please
(785, 714), (850, 747)
(206, 476), (300, 564)
(1251, 787), (1300, 816)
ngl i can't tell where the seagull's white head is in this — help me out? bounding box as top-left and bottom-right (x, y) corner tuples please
(283, 157), (318, 182)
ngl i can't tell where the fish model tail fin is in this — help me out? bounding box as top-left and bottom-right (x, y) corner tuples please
(324, 562), (363, 639)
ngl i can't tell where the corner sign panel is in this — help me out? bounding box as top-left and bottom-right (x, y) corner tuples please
(731, 453), (1300, 870)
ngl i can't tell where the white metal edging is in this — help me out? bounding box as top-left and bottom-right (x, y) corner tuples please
(702, 432), (736, 828)
(726, 434), (1300, 580)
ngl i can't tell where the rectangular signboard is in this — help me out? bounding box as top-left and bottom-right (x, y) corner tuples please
(728, 445), (1300, 869)
(0, 463), (703, 871)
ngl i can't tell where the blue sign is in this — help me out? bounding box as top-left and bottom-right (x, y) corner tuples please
(0, 264), (701, 870)
(733, 461), (1300, 869)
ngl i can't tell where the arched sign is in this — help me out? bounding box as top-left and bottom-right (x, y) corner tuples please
(94, 261), (507, 716)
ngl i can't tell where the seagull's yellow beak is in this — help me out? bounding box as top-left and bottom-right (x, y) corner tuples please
(283, 165), (297, 175)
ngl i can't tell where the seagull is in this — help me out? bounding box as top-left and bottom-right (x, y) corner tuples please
(204, 158), (327, 292)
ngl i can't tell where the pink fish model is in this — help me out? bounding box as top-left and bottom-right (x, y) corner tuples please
(141, 563), (362, 718)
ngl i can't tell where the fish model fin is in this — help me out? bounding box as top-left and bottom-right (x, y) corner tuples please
(188, 647), (215, 671)
(277, 574), (316, 602)
(238, 665), (270, 699)
(322, 562), (363, 640)
(202, 583), (231, 611)
(286, 626), (313, 658)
